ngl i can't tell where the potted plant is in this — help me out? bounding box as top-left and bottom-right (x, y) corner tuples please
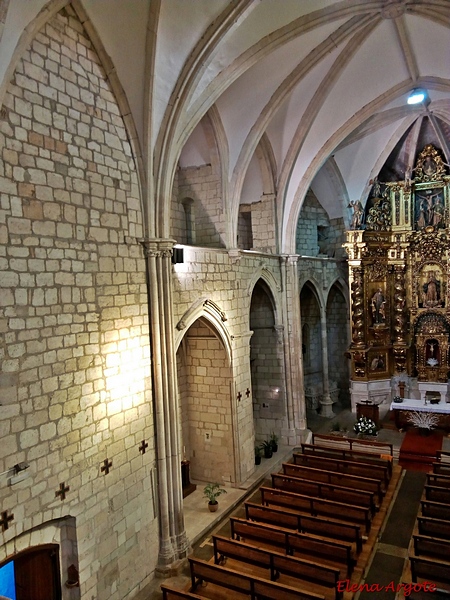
(270, 432), (279, 453)
(255, 445), (262, 465)
(203, 482), (227, 512)
(262, 440), (273, 459)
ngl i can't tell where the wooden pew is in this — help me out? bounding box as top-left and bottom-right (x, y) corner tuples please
(424, 485), (450, 503)
(271, 473), (377, 516)
(311, 433), (393, 456)
(161, 586), (204, 599)
(301, 443), (393, 479)
(245, 502), (363, 552)
(188, 557), (325, 600)
(413, 534), (450, 560)
(436, 450), (450, 463)
(410, 556), (450, 590)
(282, 462), (383, 505)
(426, 472), (450, 489)
(212, 535), (342, 600)
(260, 486), (371, 533)
(417, 516), (450, 540)
(293, 453), (389, 489)
(230, 517), (354, 575)
(432, 461), (450, 476)
(421, 499), (450, 521)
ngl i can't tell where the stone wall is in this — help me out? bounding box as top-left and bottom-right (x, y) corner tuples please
(176, 164), (225, 248)
(0, 9), (156, 600)
(296, 192), (345, 258)
(250, 283), (285, 440)
(178, 319), (234, 483)
(172, 248), (284, 482)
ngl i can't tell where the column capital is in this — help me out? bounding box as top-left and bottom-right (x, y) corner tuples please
(140, 238), (177, 257)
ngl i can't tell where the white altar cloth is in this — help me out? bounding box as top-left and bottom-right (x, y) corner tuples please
(390, 398), (450, 414)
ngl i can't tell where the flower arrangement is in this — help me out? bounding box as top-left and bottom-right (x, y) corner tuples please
(354, 416), (377, 436)
(407, 411), (439, 431)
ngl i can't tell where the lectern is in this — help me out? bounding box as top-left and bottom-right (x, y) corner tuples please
(356, 402), (379, 428)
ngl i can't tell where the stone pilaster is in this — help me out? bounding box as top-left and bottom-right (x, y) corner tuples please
(319, 310), (333, 418)
(281, 255), (307, 440)
(142, 239), (189, 573)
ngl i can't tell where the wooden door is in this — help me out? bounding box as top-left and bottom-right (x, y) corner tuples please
(11, 545), (61, 600)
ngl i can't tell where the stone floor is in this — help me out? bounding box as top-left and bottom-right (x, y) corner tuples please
(136, 403), (450, 599)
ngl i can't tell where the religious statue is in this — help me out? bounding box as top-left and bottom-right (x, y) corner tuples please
(416, 189), (445, 229)
(371, 288), (386, 325)
(422, 271), (441, 307)
(370, 354), (385, 371)
(349, 200), (364, 229)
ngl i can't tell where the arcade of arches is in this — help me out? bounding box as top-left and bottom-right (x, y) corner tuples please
(1, 2), (450, 600)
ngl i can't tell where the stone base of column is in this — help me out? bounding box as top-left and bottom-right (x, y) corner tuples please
(320, 396), (334, 418)
(154, 558), (187, 579)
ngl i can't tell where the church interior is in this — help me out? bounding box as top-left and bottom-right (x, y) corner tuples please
(1, 1), (450, 599)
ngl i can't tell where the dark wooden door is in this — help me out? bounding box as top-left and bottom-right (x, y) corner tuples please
(13, 544), (61, 600)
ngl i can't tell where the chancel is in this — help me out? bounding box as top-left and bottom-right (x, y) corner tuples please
(1, 1), (450, 599)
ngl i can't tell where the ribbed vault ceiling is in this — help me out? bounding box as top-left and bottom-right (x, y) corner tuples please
(1, 0), (449, 251)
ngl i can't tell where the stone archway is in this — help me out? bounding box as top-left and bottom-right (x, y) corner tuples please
(300, 282), (323, 419)
(326, 283), (351, 408)
(176, 317), (235, 484)
(249, 280), (284, 442)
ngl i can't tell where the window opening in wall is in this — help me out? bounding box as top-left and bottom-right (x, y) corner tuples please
(302, 323), (310, 367)
(182, 198), (195, 245)
(237, 209), (253, 249)
(317, 225), (329, 255)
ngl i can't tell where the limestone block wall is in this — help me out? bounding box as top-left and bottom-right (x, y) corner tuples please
(177, 165), (225, 248)
(172, 248), (283, 483)
(296, 192), (346, 258)
(327, 287), (351, 405)
(178, 320), (234, 483)
(250, 286), (285, 440)
(0, 9), (156, 600)
(250, 193), (276, 253)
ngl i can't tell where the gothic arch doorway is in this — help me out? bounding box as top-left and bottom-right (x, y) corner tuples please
(250, 280), (284, 441)
(300, 282), (323, 419)
(326, 283), (350, 408)
(176, 317), (235, 484)
(0, 544), (62, 600)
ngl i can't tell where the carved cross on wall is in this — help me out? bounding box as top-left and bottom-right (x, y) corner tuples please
(101, 458), (112, 475)
(139, 440), (148, 454)
(246, 388), (251, 398)
(0, 510), (14, 532)
(237, 391), (242, 402)
(55, 482), (70, 501)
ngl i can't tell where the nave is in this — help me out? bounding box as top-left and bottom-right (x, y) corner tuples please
(144, 414), (450, 600)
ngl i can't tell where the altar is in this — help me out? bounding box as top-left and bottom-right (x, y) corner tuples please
(390, 398), (450, 431)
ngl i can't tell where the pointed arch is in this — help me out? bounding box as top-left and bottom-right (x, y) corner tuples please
(175, 297), (232, 363)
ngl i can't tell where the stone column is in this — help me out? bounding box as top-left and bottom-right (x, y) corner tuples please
(319, 309), (334, 417)
(393, 264), (407, 372)
(143, 239), (189, 574)
(280, 255), (307, 439)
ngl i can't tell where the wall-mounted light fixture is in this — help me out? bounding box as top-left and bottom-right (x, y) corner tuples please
(407, 88), (427, 105)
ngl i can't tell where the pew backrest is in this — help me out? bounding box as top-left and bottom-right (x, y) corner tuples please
(188, 557), (325, 600)
(412, 534), (450, 560)
(409, 555), (450, 586)
(301, 443), (393, 478)
(417, 516), (450, 540)
(420, 499), (450, 521)
(244, 502), (363, 552)
(161, 586), (204, 599)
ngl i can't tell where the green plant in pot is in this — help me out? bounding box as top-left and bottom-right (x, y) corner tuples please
(262, 440), (273, 459)
(203, 482), (227, 512)
(255, 445), (262, 465)
(270, 432), (279, 452)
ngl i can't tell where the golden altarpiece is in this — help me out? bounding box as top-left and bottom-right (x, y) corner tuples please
(344, 145), (450, 409)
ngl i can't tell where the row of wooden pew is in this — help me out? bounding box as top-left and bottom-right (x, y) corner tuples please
(408, 450), (450, 596)
(162, 434), (395, 600)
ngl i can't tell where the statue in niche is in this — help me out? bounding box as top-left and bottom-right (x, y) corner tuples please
(370, 354), (385, 371)
(415, 189), (445, 230)
(422, 271), (441, 308)
(426, 339), (439, 367)
(371, 288), (386, 325)
(349, 200), (364, 229)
